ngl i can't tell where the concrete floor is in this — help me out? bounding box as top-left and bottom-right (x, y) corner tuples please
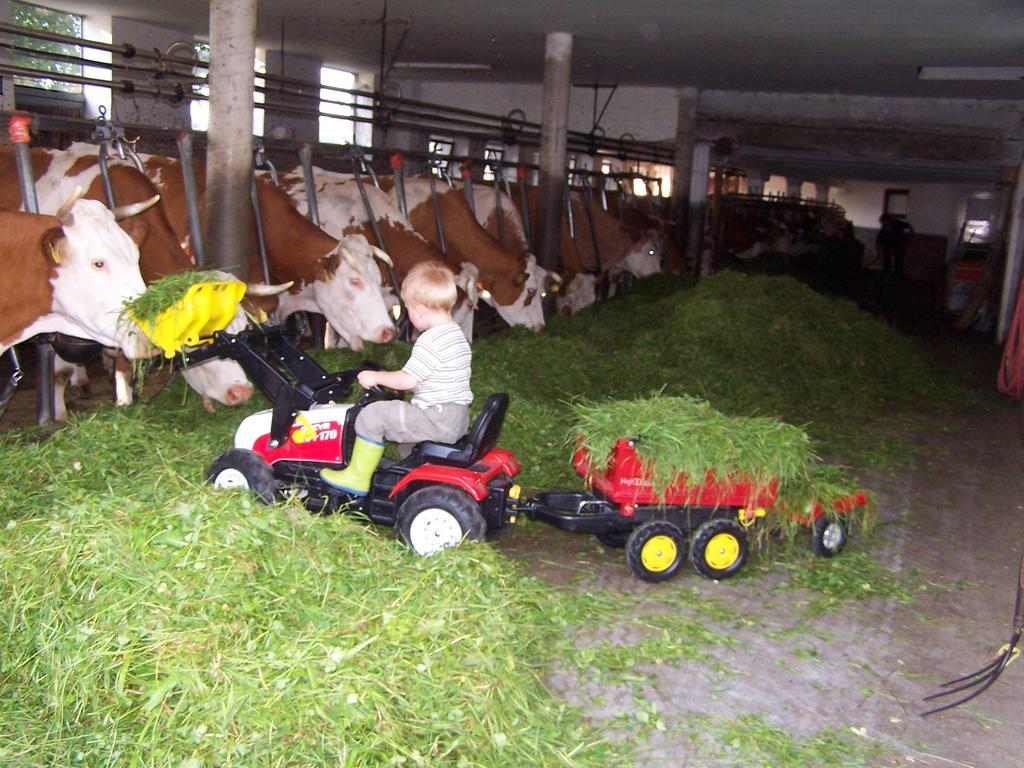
(499, 406), (1024, 767)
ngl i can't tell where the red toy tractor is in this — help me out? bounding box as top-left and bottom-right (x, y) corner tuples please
(188, 326), (522, 556)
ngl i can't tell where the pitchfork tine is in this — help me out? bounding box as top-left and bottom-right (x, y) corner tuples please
(930, 653), (1005, 690)
(920, 552), (1024, 717)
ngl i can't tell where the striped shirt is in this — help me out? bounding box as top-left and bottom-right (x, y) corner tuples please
(402, 321), (473, 408)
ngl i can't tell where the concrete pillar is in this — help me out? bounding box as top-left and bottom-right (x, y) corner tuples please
(687, 141), (711, 275)
(813, 182), (829, 202)
(785, 177), (802, 199)
(997, 155), (1024, 344)
(746, 169), (765, 196)
(670, 86), (698, 259)
(111, 18), (192, 127)
(205, 0), (256, 278)
(535, 31), (572, 278)
(263, 51), (322, 142)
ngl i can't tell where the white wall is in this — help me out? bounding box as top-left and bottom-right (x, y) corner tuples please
(397, 80), (1024, 151)
(400, 79), (682, 143)
(831, 179), (986, 238)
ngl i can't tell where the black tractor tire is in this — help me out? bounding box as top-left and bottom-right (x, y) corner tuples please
(206, 448), (278, 504)
(624, 520), (687, 582)
(397, 486), (486, 556)
(811, 515), (848, 558)
(690, 518), (749, 580)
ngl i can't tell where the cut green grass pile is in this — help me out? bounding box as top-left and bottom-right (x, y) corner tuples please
(466, 272), (994, 487)
(0, 407), (621, 766)
(123, 270), (225, 324)
(0, 269), (997, 765)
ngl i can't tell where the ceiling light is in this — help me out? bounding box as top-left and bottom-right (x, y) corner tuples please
(917, 66), (1024, 81)
(392, 61), (491, 72)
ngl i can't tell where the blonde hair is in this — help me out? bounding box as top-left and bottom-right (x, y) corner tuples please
(401, 261), (457, 310)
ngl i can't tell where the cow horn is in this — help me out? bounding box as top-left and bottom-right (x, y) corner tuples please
(55, 186), (85, 226)
(339, 246), (359, 269)
(369, 244), (393, 267)
(245, 280), (294, 296)
(112, 194), (161, 221)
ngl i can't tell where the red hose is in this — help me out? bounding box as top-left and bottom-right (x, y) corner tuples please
(997, 277), (1024, 400)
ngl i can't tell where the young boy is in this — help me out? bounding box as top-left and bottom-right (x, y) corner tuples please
(321, 260), (472, 495)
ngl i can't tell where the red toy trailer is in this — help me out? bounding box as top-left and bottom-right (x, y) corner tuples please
(517, 438), (867, 582)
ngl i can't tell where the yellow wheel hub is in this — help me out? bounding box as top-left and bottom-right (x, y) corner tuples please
(704, 533), (740, 570)
(640, 535), (678, 572)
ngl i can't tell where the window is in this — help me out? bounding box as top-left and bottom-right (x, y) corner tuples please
(12, 1), (82, 94)
(884, 188), (910, 217)
(428, 137), (454, 177)
(963, 192), (994, 244)
(319, 66), (356, 145)
(482, 143), (504, 182)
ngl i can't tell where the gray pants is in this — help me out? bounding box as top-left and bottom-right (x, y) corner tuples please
(355, 401), (471, 447)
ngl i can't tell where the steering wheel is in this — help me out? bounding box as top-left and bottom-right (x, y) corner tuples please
(364, 384), (405, 402)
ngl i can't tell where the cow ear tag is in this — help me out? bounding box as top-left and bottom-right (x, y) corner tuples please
(47, 242), (62, 265)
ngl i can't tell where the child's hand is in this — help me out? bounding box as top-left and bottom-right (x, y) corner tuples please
(357, 370), (380, 389)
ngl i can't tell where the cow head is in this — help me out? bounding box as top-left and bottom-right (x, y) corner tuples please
(557, 273), (599, 317)
(621, 235), (662, 278)
(311, 234), (397, 351)
(477, 254), (546, 332)
(452, 262), (481, 341)
(50, 198), (150, 358)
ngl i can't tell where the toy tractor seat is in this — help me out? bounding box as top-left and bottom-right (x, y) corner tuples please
(410, 393), (509, 468)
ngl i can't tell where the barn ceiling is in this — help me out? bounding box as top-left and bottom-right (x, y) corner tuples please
(45, 0), (1024, 101)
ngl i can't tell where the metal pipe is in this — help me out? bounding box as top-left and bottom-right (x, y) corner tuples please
(461, 160), (475, 216)
(564, 177), (576, 240)
(35, 339), (55, 425)
(250, 175), (271, 284)
(9, 114), (39, 214)
(427, 164), (448, 255)
(351, 153), (387, 251)
(176, 131), (205, 266)
(299, 142), (320, 225)
(349, 155), (402, 310)
(97, 141), (117, 208)
(0, 348), (23, 417)
(9, 115), (52, 425)
(580, 174), (602, 270)
(390, 151), (408, 218)
(493, 164), (506, 247)
(517, 164), (532, 244)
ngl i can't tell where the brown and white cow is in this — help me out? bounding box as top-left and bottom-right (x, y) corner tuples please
(508, 184), (662, 315)
(141, 152), (396, 351)
(382, 177), (546, 332)
(0, 144), (256, 415)
(0, 198), (149, 361)
(276, 167), (480, 340)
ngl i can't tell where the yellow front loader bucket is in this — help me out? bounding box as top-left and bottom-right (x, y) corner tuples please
(131, 280), (246, 358)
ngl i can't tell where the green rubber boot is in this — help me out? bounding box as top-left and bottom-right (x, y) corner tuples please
(320, 435), (385, 496)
